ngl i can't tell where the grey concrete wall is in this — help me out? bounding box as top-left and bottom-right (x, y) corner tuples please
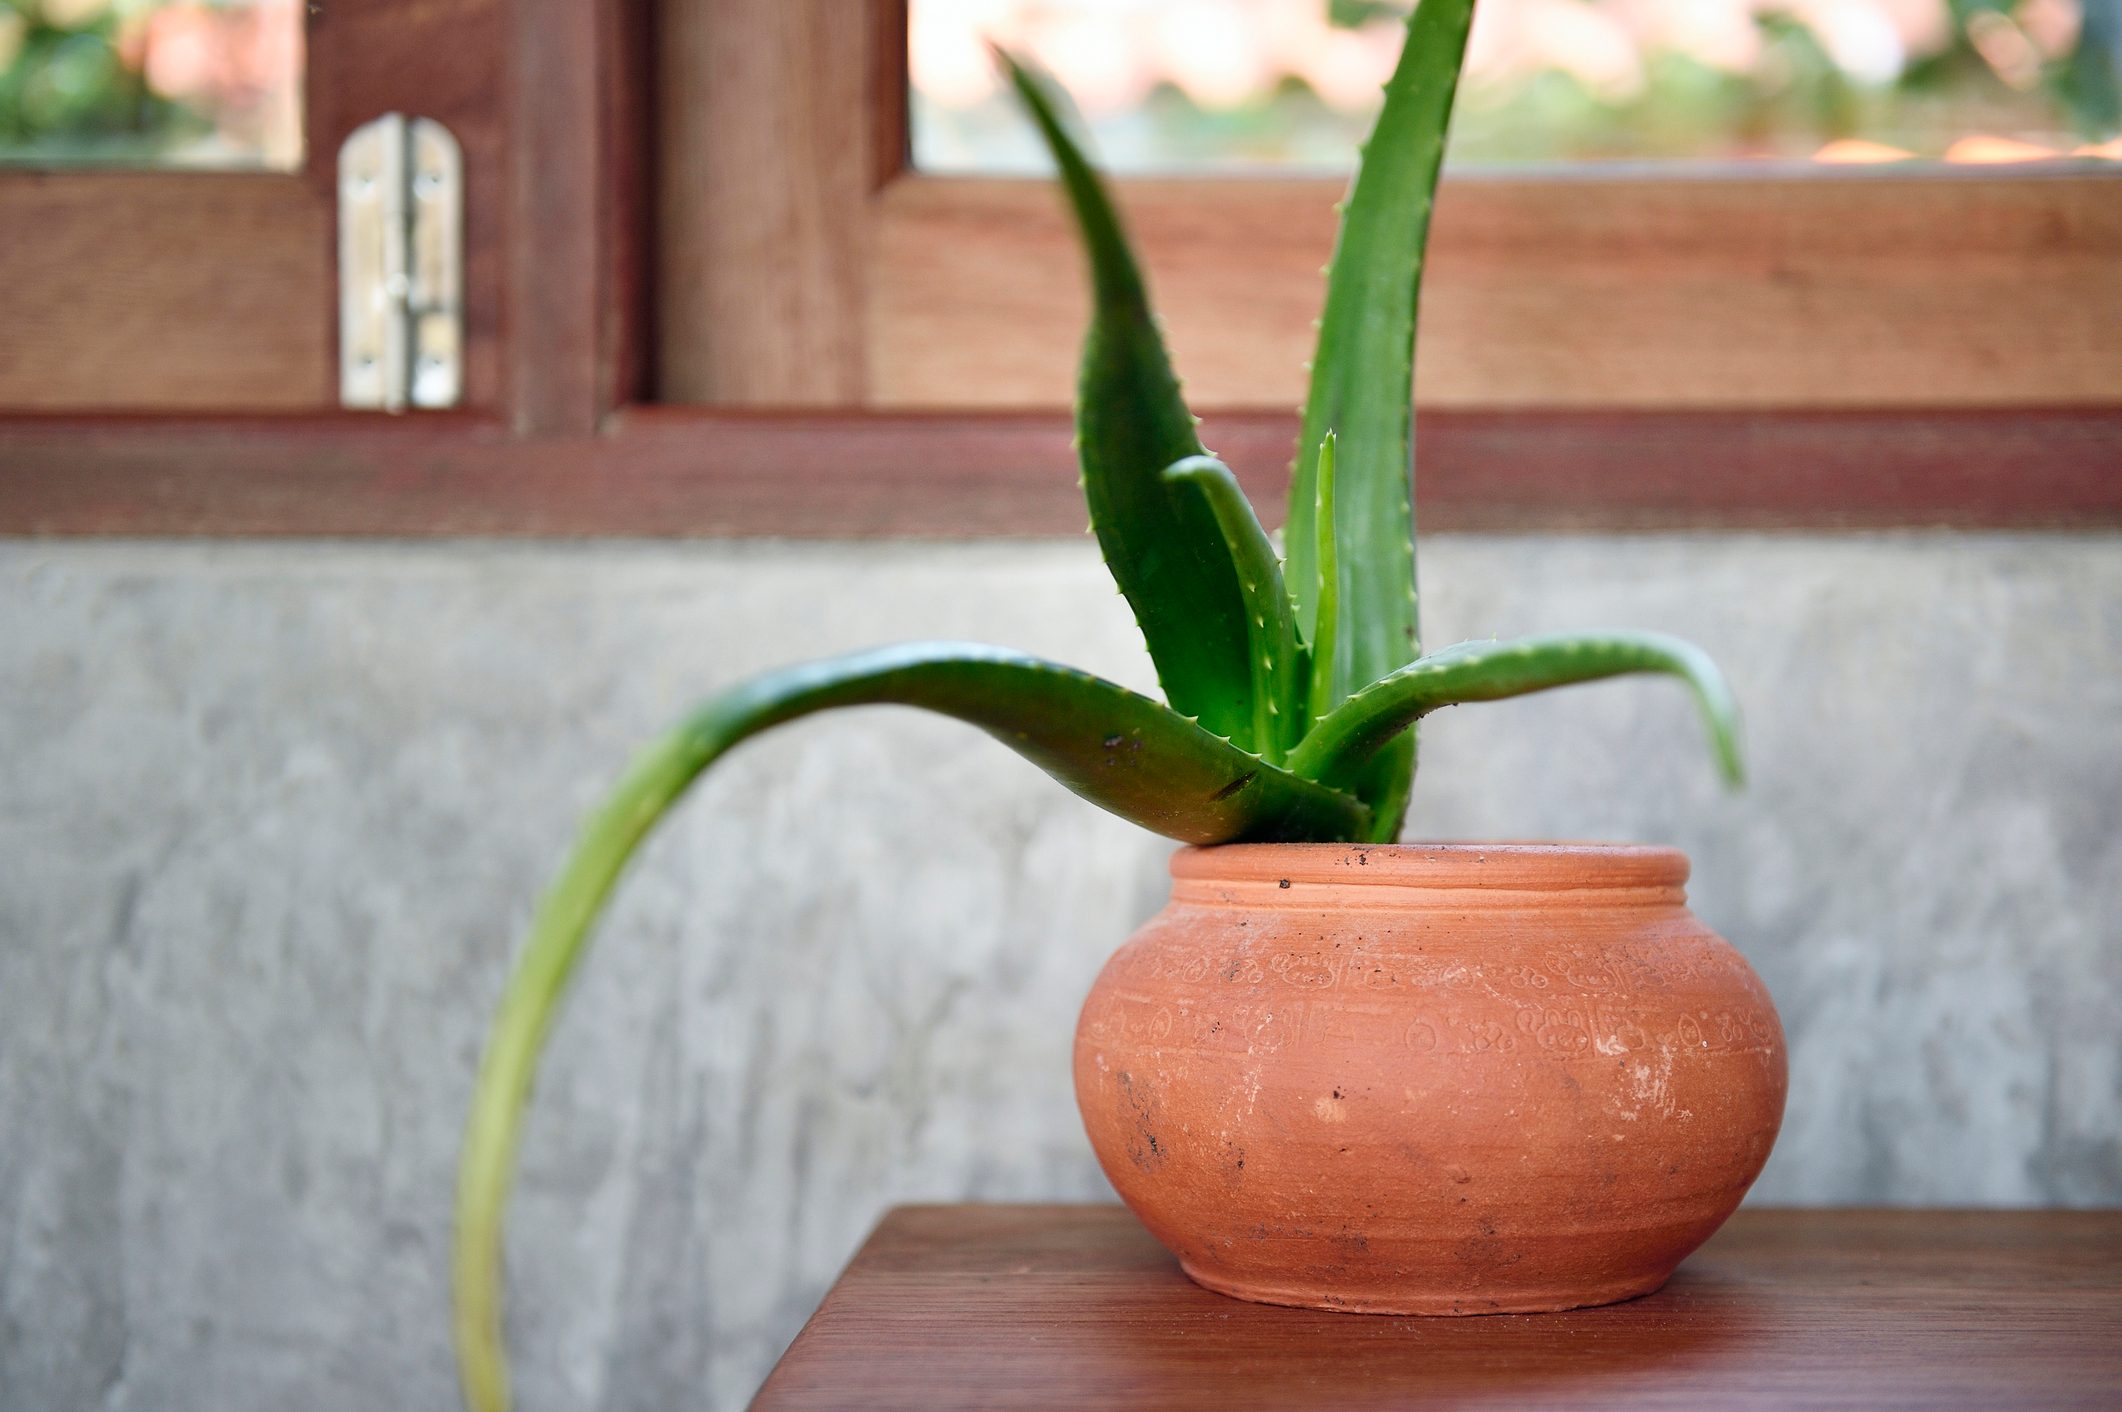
(2, 535), (2117, 1411)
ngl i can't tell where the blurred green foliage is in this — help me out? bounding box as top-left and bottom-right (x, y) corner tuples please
(916, 1), (2119, 171)
(12, 0), (2121, 169)
(1323, 0), (2121, 158)
(0, 0), (205, 163)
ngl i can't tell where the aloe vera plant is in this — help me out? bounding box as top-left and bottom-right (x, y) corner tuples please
(453, 5), (1742, 1407)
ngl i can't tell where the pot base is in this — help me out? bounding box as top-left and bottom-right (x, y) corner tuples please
(1178, 1259), (1671, 1317)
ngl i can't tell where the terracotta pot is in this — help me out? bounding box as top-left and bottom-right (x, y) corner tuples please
(1074, 843), (1786, 1315)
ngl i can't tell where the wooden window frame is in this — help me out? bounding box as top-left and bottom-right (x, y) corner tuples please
(0, 0), (521, 414)
(2, 0), (2118, 536)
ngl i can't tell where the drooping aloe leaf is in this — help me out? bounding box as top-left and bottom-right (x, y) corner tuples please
(1286, 630), (1745, 794)
(1000, 52), (1261, 751)
(454, 642), (1366, 1412)
(1284, 0), (1476, 836)
(1162, 455), (1305, 762)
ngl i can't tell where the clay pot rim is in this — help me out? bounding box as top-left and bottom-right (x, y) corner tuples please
(1173, 841), (1689, 893)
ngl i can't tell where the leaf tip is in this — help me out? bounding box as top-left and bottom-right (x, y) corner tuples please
(1716, 728), (1748, 791)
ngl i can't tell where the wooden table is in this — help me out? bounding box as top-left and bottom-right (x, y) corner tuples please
(752, 1205), (2122, 1410)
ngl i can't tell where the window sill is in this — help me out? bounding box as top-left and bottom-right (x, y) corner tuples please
(2, 405), (2117, 537)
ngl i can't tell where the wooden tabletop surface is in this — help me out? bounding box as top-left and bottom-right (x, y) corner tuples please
(751, 1204), (2122, 1410)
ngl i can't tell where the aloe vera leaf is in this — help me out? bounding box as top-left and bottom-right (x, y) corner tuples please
(1285, 631), (1745, 794)
(1284, 0), (1476, 836)
(1286, 0), (1475, 665)
(999, 52), (1261, 750)
(454, 643), (1366, 1412)
(1162, 455), (1305, 762)
(1310, 434), (1409, 843)
(1307, 431), (1344, 720)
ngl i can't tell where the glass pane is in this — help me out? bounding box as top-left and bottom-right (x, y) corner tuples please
(0, 0), (302, 169)
(912, 0), (2122, 171)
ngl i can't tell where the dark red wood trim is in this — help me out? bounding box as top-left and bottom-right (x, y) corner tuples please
(871, 0), (913, 190)
(509, 0), (650, 432)
(1, 407), (2116, 537)
(509, 0), (599, 434)
(1404, 406), (2122, 531)
(603, 0), (655, 414)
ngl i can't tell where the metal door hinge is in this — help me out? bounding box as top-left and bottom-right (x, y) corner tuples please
(338, 114), (462, 411)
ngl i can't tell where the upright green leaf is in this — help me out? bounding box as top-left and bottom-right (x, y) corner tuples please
(1307, 431), (1346, 720)
(1286, 0), (1475, 663)
(1287, 631), (1745, 793)
(455, 642), (1366, 1412)
(1284, 0), (1477, 833)
(1000, 52), (1260, 749)
(1162, 456), (1306, 762)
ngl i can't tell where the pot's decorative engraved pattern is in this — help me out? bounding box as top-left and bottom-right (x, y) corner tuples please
(1075, 843), (1788, 1315)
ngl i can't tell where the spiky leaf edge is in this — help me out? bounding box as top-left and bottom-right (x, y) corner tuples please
(1285, 0), (1478, 837)
(1161, 455), (1306, 762)
(999, 51), (1265, 751)
(1287, 630), (1745, 793)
